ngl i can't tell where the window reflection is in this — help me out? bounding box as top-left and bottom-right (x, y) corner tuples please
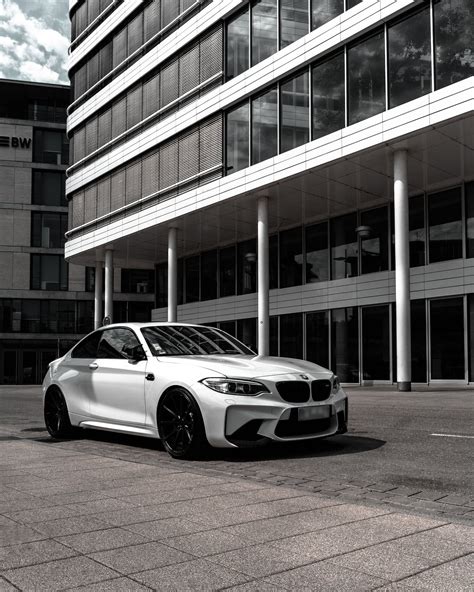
(237, 239), (257, 295)
(305, 222), (328, 282)
(312, 53), (345, 139)
(348, 32), (385, 125)
(428, 187), (462, 263)
(306, 311), (329, 367)
(280, 313), (303, 359)
(280, 0), (309, 49)
(279, 227), (303, 288)
(331, 307), (359, 382)
(252, 88), (278, 164)
(227, 9), (250, 80)
(331, 213), (358, 279)
(311, 0), (343, 30)
(389, 7), (431, 109)
(185, 256), (200, 303)
(237, 318), (257, 351)
(281, 72), (309, 153)
(226, 103), (249, 175)
(201, 250), (218, 301)
(360, 207), (389, 274)
(219, 246), (236, 297)
(252, 0), (278, 66)
(409, 196), (426, 267)
(434, 0), (474, 90)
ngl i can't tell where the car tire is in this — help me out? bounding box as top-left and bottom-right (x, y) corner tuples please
(44, 388), (77, 439)
(157, 387), (209, 460)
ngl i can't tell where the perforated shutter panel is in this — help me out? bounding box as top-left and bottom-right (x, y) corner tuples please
(181, 0), (195, 11)
(142, 150), (159, 197)
(73, 64), (87, 100)
(111, 96), (126, 139)
(84, 185), (97, 223)
(143, 73), (159, 119)
(72, 190), (85, 228)
(100, 41), (113, 78)
(179, 43), (199, 96)
(85, 117), (98, 156)
(68, 199), (74, 230)
(100, 0), (113, 11)
(178, 130), (199, 182)
(75, 2), (87, 37)
(87, 52), (100, 89)
(127, 12), (143, 57)
(97, 177), (111, 218)
(126, 85), (142, 129)
(111, 169), (126, 211)
(199, 116), (223, 172)
(125, 161), (142, 204)
(144, 0), (161, 41)
(200, 27), (223, 83)
(162, 0), (179, 27)
(73, 127), (86, 162)
(88, 0), (100, 25)
(98, 109), (112, 148)
(113, 27), (127, 68)
(160, 60), (179, 108)
(159, 139), (178, 191)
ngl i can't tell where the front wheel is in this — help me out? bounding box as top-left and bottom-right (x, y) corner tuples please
(157, 388), (209, 459)
(44, 389), (77, 439)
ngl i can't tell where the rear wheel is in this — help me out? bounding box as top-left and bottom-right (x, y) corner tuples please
(44, 389), (77, 439)
(157, 388), (209, 459)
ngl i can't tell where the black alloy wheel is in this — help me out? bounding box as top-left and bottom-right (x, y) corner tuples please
(157, 388), (208, 459)
(44, 389), (76, 439)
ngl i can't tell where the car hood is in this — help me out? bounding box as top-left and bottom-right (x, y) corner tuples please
(156, 355), (332, 379)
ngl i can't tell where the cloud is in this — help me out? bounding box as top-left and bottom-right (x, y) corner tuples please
(0, 0), (69, 85)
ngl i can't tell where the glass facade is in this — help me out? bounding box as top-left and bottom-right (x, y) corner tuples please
(226, 104), (249, 174)
(362, 305), (390, 380)
(332, 307), (359, 383)
(360, 207), (389, 275)
(121, 269), (155, 294)
(252, 88), (278, 164)
(227, 9), (249, 79)
(32, 171), (67, 206)
(430, 298), (464, 379)
(252, 0), (278, 66)
(312, 52), (345, 140)
(331, 213), (358, 280)
(409, 196), (426, 267)
(237, 240), (257, 295)
(280, 72), (309, 153)
(33, 129), (69, 165)
(280, 0), (309, 49)
(30, 255), (68, 291)
(279, 227), (303, 288)
(280, 313), (303, 359)
(306, 310), (329, 368)
(201, 250), (218, 301)
(428, 187), (462, 263)
(305, 222), (329, 283)
(311, 0), (343, 30)
(31, 212), (67, 249)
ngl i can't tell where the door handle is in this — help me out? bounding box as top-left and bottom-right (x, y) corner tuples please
(145, 373), (155, 381)
(89, 362), (99, 370)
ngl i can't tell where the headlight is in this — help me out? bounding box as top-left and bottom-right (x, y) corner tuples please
(332, 375), (340, 394)
(201, 378), (270, 396)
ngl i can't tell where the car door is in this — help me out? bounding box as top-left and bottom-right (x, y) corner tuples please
(89, 327), (148, 426)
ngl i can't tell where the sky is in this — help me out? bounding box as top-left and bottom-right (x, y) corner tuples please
(0, 0), (70, 85)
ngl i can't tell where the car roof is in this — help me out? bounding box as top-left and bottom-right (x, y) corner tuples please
(96, 322), (208, 330)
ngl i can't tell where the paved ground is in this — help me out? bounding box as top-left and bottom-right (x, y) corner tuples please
(0, 386), (472, 591)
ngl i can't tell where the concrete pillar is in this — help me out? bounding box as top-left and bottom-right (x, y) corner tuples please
(168, 227), (178, 323)
(93, 259), (103, 330)
(394, 149), (411, 391)
(257, 196), (269, 356)
(104, 248), (113, 323)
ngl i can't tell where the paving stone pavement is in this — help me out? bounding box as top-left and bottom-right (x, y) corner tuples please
(0, 436), (473, 591)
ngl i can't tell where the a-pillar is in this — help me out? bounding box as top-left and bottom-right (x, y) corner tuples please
(93, 258), (103, 329)
(168, 227), (178, 323)
(394, 149), (411, 391)
(257, 196), (269, 356)
(104, 247), (114, 323)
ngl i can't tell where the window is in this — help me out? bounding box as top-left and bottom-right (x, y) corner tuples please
(252, 0), (278, 67)
(33, 129), (69, 165)
(305, 222), (328, 283)
(31, 212), (67, 249)
(185, 256), (200, 303)
(348, 32), (385, 125)
(226, 103), (249, 174)
(201, 250), (218, 301)
(252, 88), (278, 164)
(360, 207), (389, 274)
(409, 196), (426, 267)
(466, 182), (474, 258)
(434, 0), (474, 90)
(306, 311), (329, 368)
(227, 8), (249, 79)
(331, 213), (358, 279)
(332, 307), (359, 382)
(280, 313), (303, 359)
(311, 0), (343, 30)
(270, 234), (279, 289)
(411, 299), (427, 383)
(312, 52), (345, 139)
(32, 171), (66, 206)
(430, 298), (464, 379)
(121, 269), (155, 294)
(97, 328), (143, 359)
(237, 239), (257, 295)
(362, 305), (390, 380)
(237, 318), (257, 352)
(31, 255), (68, 291)
(219, 246), (236, 297)
(155, 263), (168, 308)
(279, 227), (303, 288)
(280, 0), (309, 49)
(280, 71), (309, 153)
(388, 7), (431, 109)
(71, 332), (101, 358)
(428, 187), (462, 263)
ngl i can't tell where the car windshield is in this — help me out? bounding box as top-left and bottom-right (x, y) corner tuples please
(141, 325), (255, 356)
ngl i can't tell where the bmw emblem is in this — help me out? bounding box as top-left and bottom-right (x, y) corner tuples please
(300, 374), (309, 380)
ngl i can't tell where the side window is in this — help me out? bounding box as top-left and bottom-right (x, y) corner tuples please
(97, 328), (145, 360)
(71, 332), (100, 358)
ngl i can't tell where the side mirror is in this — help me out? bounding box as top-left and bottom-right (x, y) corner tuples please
(123, 344), (147, 363)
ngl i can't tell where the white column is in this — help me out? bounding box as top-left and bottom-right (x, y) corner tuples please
(257, 196), (269, 356)
(168, 227), (177, 323)
(394, 150), (411, 391)
(104, 248), (113, 323)
(93, 259), (103, 330)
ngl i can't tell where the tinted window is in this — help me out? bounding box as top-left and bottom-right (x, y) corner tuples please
(71, 332), (100, 358)
(97, 328), (143, 359)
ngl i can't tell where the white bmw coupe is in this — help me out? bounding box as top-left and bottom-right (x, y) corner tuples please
(43, 323), (348, 459)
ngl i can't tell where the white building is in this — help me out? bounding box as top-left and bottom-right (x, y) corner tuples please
(66, 0), (474, 388)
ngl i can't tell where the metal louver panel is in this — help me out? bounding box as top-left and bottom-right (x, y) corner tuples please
(144, 0), (161, 41)
(179, 43), (199, 96)
(181, 0), (195, 11)
(87, 0), (100, 24)
(87, 52), (99, 88)
(142, 150), (159, 197)
(75, 3), (87, 37)
(178, 130), (199, 181)
(159, 139), (178, 191)
(126, 85), (142, 129)
(85, 118), (98, 157)
(162, 0), (179, 27)
(98, 109), (112, 147)
(73, 127), (85, 163)
(111, 96), (127, 139)
(73, 64), (87, 100)
(160, 60), (179, 108)
(112, 27), (127, 69)
(84, 185), (97, 223)
(125, 161), (142, 204)
(111, 170), (126, 212)
(199, 116), (223, 171)
(100, 41), (113, 79)
(96, 177), (111, 218)
(127, 12), (143, 57)
(143, 73), (159, 119)
(200, 27), (223, 83)
(72, 191), (85, 228)
(100, 0), (113, 11)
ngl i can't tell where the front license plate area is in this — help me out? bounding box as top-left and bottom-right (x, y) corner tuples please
(298, 405), (330, 421)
